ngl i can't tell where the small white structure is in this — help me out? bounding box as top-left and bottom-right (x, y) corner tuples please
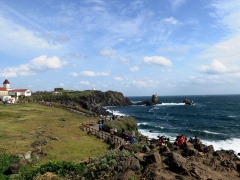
(52, 91), (62, 95)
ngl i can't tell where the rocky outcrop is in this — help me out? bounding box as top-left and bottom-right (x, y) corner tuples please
(135, 94), (161, 106)
(75, 90), (132, 115)
(117, 139), (240, 180)
(183, 99), (194, 105)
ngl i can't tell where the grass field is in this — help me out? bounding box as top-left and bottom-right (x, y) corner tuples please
(0, 103), (108, 164)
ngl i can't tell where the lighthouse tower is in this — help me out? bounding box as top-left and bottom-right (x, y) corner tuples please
(3, 79), (10, 90)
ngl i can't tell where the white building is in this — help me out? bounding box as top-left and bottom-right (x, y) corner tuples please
(0, 79), (31, 103)
(8, 89), (32, 97)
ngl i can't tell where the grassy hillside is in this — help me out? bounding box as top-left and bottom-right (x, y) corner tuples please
(0, 103), (108, 164)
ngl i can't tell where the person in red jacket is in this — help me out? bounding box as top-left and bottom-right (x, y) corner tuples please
(177, 135), (186, 146)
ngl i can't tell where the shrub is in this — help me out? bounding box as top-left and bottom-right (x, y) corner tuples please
(0, 149), (18, 178)
(18, 161), (86, 179)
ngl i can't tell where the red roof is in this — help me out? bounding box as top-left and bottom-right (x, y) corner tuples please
(0, 87), (7, 91)
(8, 89), (29, 92)
(8, 89), (30, 93)
(3, 79), (10, 84)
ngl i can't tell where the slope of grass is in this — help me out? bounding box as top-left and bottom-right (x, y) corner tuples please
(0, 103), (108, 164)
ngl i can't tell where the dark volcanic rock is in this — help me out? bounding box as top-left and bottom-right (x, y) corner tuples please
(166, 152), (187, 173)
(144, 151), (162, 165)
(128, 157), (141, 171)
(64, 90), (132, 115)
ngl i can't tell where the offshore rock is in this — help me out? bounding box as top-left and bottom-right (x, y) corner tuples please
(151, 94), (158, 104)
(134, 94), (161, 106)
(183, 99), (194, 105)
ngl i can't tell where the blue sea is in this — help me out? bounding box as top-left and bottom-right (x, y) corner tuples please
(106, 95), (240, 154)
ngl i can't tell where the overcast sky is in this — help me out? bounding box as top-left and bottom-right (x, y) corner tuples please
(0, 0), (240, 96)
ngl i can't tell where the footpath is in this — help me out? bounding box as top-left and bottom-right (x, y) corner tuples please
(81, 120), (126, 148)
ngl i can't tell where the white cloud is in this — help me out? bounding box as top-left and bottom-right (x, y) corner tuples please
(114, 77), (124, 81)
(143, 56), (172, 67)
(0, 16), (62, 52)
(131, 79), (158, 88)
(169, 0), (186, 10)
(200, 32), (240, 75)
(0, 65), (35, 77)
(70, 72), (79, 77)
(132, 80), (147, 87)
(80, 71), (110, 77)
(202, 33), (240, 63)
(130, 0), (144, 10)
(210, 0), (240, 32)
(158, 45), (189, 53)
(120, 57), (130, 63)
(130, 66), (140, 72)
(80, 81), (90, 85)
(31, 55), (67, 69)
(0, 55), (67, 77)
(99, 47), (117, 57)
(162, 17), (178, 25)
(199, 60), (234, 74)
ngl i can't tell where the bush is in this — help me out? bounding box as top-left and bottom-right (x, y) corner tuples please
(84, 150), (131, 179)
(103, 117), (139, 139)
(18, 161), (86, 179)
(37, 161), (86, 177)
(0, 149), (18, 178)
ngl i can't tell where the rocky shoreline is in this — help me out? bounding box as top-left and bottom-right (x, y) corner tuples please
(81, 115), (240, 179)
(112, 135), (240, 179)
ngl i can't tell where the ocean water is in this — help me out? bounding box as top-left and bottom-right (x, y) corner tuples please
(106, 95), (240, 154)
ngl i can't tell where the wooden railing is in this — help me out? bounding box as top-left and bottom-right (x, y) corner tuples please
(81, 123), (123, 148)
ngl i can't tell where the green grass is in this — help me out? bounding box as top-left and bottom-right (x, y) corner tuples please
(0, 103), (108, 164)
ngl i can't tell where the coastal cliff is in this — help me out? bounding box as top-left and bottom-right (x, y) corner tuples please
(22, 90), (132, 115)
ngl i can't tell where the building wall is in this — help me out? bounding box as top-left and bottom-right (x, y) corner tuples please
(3, 84), (10, 90)
(0, 91), (8, 96)
(25, 90), (32, 96)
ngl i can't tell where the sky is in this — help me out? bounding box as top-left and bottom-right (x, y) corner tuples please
(0, 0), (240, 96)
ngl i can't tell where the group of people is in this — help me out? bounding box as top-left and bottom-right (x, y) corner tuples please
(121, 128), (136, 144)
(157, 136), (171, 147)
(97, 116), (138, 144)
(157, 134), (187, 147)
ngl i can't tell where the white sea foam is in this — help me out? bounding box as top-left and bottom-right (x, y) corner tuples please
(112, 110), (126, 116)
(188, 129), (225, 135)
(202, 138), (240, 156)
(228, 115), (237, 118)
(137, 122), (148, 126)
(156, 125), (165, 129)
(131, 101), (142, 103)
(105, 108), (127, 116)
(203, 130), (225, 135)
(138, 129), (161, 139)
(156, 103), (185, 106)
(138, 129), (176, 141)
(149, 107), (159, 112)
